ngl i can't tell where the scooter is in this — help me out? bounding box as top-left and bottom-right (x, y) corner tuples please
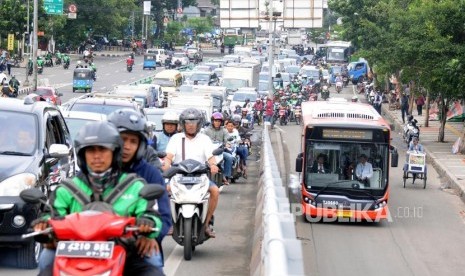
(20, 185), (164, 276)
(335, 80), (343, 93)
(294, 105), (302, 125)
(164, 150), (222, 260)
(403, 117), (420, 144)
(127, 64), (133, 72)
(321, 85), (330, 100)
(63, 60), (70, 69)
(279, 107), (288, 125)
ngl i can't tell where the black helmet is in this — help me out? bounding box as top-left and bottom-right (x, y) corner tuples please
(232, 114), (242, 125)
(74, 121), (123, 175)
(179, 108), (204, 134)
(107, 108), (149, 162)
(407, 115), (414, 122)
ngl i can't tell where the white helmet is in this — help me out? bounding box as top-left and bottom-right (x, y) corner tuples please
(77, 60), (82, 65)
(162, 111), (179, 124)
(241, 118), (250, 128)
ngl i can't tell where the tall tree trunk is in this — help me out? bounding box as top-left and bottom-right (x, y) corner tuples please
(438, 97), (449, 142)
(424, 89), (430, 127)
(408, 81), (415, 115)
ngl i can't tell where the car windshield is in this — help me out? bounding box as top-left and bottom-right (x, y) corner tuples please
(304, 141), (389, 191)
(36, 88), (53, 96)
(173, 53), (185, 58)
(259, 74), (269, 81)
(302, 69), (320, 79)
(64, 117), (98, 139)
(286, 66), (300, 74)
(233, 93), (257, 102)
(146, 113), (163, 132)
(74, 71), (91, 79)
(332, 67), (342, 74)
(0, 112), (38, 155)
(70, 103), (134, 115)
(222, 79), (247, 89)
(190, 73), (210, 81)
(153, 78), (175, 87)
(258, 81), (269, 91)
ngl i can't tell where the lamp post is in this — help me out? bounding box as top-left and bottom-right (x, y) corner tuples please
(32, 0), (38, 91)
(266, 1), (280, 98)
(23, 0), (30, 86)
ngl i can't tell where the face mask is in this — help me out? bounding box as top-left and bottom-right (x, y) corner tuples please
(87, 167), (118, 193)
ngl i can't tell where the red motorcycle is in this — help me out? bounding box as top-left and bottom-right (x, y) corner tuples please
(278, 107), (288, 126)
(20, 186), (164, 276)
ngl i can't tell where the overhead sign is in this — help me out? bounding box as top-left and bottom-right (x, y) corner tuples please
(143, 1), (151, 15)
(44, 0), (63, 15)
(7, 34), (14, 51)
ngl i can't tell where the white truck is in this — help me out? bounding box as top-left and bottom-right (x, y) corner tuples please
(221, 62), (260, 94)
(167, 93), (215, 119)
(287, 30), (302, 46)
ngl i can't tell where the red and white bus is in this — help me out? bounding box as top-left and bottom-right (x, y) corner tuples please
(295, 99), (398, 222)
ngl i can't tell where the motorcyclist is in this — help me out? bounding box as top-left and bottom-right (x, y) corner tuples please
(27, 58), (33, 75)
(62, 54), (70, 66)
(8, 75), (19, 93)
(156, 111), (179, 152)
(107, 109), (171, 270)
(203, 112), (234, 185)
(37, 56), (44, 68)
(162, 108), (220, 238)
(89, 61), (97, 80)
(127, 55), (135, 68)
(227, 115), (250, 178)
(32, 121), (164, 276)
(252, 98), (264, 126)
(1, 82), (15, 97)
(76, 60), (83, 68)
(335, 73), (343, 84)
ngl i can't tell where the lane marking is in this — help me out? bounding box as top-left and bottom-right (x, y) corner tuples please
(163, 245), (183, 276)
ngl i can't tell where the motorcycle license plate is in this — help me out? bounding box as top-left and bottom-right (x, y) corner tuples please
(56, 241), (114, 259)
(178, 176), (202, 184)
(279, 110), (286, 115)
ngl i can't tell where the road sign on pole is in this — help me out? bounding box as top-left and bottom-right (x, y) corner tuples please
(44, 0), (63, 15)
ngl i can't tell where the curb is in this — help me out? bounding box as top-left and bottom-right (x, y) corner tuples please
(381, 104), (465, 199)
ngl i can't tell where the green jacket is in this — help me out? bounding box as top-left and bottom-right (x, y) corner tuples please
(48, 173), (162, 239)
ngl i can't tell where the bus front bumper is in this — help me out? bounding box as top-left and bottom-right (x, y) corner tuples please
(301, 201), (389, 222)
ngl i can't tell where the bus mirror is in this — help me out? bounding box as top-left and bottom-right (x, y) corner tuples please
(391, 147), (398, 167)
(296, 153), (303, 172)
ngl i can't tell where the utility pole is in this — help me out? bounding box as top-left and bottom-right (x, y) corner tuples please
(32, 0), (38, 91)
(131, 11), (135, 40)
(267, 0), (274, 98)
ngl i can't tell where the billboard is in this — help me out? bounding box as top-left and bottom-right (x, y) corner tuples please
(283, 0), (324, 28)
(220, 0), (260, 28)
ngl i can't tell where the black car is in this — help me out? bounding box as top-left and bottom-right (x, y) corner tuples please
(0, 95), (75, 268)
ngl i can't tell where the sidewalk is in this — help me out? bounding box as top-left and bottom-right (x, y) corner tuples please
(381, 103), (465, 198)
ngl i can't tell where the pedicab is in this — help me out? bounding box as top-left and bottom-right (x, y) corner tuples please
(72, 67), (94, 93)
(403, 151), (427, 189)
(143, 53), (156, 70)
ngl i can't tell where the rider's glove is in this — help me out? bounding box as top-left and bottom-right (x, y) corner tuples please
(136, 217), (155, 229)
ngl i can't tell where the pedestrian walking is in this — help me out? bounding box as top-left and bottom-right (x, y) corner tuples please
(6, 56), (12, 75)
(415, 94), (425, 116)
(400, 93), (409, 123)
(373, 90), (383, 115)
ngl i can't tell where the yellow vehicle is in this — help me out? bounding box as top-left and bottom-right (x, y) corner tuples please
(152, 69), (182, 107)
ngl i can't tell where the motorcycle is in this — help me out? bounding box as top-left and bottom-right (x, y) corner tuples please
(37, 65), (43, 74)
(20, 185), (165, 276)
(279, 107), (288, 126)
(321, 85), (329, 100)
(342, 76), (349, 87)
(127, 64), (133, 72)
(335, 80), (343, 93)
(164, 150), (223, 260)
(253, 109), (263, 126)
(403, 117), (420, 144)
(294, 105), (302, 125)
(63, 60), (70, 69)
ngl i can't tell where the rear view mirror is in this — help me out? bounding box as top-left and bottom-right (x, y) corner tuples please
(20, 188), (46, 204)
(212, 148), (224, 156)
(139, 185), (165, 201)
(296, 153), (303, 172)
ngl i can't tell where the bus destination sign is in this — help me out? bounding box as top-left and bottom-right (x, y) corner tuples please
(322, 129), (373, 140)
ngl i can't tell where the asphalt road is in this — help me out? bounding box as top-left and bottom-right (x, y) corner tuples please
(278, 85), (465, 276)
(0, 54), (261, 276)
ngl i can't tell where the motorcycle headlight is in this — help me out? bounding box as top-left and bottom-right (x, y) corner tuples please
(0, 173), (36, 196)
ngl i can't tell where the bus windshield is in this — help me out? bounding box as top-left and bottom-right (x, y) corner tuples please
(327, 47), (347, 62)
(304, 140), (389, 191)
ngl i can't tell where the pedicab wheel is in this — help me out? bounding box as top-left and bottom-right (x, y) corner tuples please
(403, 171), (407, 188)
(423, 174), (427, 189)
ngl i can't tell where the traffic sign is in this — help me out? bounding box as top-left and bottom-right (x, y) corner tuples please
(177, 7), (183, 14)
(68, 4), (77, 13)
(44, 0), (63, 15)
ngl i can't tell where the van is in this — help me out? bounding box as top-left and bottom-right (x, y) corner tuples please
(114, 84), (163, 108)
(146, 48), (166, 66)
(153, 69), (183, 107)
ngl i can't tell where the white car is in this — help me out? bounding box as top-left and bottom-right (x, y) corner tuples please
(171, 52), (189, 66)
(228, 90), (259, 113)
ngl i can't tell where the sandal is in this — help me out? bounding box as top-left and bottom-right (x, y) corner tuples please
(243, 172), (248, 179)
(222, 177), (230, 185)
(205, 226), (216, 238)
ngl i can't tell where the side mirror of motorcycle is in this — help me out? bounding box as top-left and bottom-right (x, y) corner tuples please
(20, 188), (47, 204)
(157, 151), (167, 158)
(139, 184), (166, 201)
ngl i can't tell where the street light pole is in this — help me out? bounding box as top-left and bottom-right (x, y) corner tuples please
(24, 0), (30, 86)
(267, 0), (274, 98)
(32, 0), (38, 91)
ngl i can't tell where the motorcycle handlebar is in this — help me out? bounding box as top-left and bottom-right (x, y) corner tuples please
(125, 226), (160, 233)
(22, 227), (53, 239)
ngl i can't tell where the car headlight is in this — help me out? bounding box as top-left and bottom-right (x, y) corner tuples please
(0, 173), (36, 196)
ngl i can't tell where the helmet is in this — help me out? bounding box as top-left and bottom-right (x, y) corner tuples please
(211, 112), (224, 122)
(162, 111), (179, 125)
(232, 114), (242, 125)
(407, 115), (414, 122)
(74, 121), (123, 175)
(107, 109), (149, 162)
(179, 108), (204, 134)
(245, 98), (250, 102)
(241, 107), (248, 113)
(241, 119), (250, 128)
(77, 60), (82, 65)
